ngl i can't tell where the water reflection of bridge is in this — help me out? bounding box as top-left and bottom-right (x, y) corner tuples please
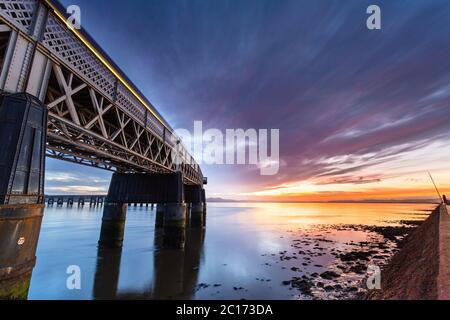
(93, 228), (205, 300)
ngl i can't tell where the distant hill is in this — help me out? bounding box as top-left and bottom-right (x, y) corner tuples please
(45, 195), (438, 205)
(206, 198), (438, 204)
(206, 197), (239, 203)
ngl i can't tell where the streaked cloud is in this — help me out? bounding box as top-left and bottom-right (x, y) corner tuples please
(54, 0), (450, 201)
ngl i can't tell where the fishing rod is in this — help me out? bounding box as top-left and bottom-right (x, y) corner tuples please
(428, 172), (443, 203)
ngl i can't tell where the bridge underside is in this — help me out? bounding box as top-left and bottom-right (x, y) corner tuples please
(105, 172), (205, 204)
(0, 10), (202, 186)
(42, 57), (201, 185)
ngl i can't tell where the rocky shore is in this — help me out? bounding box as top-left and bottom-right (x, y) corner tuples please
(277, 211), (434, 299)
(190, 205), (438, 300)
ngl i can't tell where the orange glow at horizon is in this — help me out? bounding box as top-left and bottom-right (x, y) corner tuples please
(241, 187), (446, 202)
(213, 140), (450, 202)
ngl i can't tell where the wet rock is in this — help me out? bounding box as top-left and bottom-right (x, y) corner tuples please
(324, 285), (334, 292)
(283, 278), (314, 296)
(320, 271), (340, 280)
(339, 251), (372, 262)
(195, 283), (210, 292)
(349, 264), (366, 275)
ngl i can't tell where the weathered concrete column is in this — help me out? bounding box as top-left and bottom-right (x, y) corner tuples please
(104, 172), (189, 247)
(0, 93), (47, 299)
(184, 184), (206, 228)
(190, 203), (204, 228)
(162, 203), (187, 249)
(164, 203), (187, 226)
(202, 204), (207, 227)
(202, 188), (207, 227)
(98, 203), (127, 248)
(0, 206), (43, 299)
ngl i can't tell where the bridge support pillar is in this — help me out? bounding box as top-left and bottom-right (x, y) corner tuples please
(0, 93), (47, 299)
(164, 203), (187, 228)
(202, 188), (207, 227)
(98, 203), (127, 248)
(0, 205), (43, 299)
(184, 185), (206, 228)
(190, 203), (204, 228)
(161, 203), (187, 249)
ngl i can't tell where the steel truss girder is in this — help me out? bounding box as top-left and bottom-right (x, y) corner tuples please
(45, 64), (202, 184)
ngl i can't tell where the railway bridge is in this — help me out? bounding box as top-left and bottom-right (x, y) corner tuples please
(0, 0), (206, 298)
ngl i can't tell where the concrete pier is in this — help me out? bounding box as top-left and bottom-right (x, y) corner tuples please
(163, 203), (187, 228)
(190, 203), (204, 228)
(97, 170), (206, 250)
(162, 203), (187, 249)
(0, 205), (43, 299)
(184, 184), (206, 228)
(98, 203), (127, 248)
(202, 188), (207, 227)
(0, 93), (47, 299)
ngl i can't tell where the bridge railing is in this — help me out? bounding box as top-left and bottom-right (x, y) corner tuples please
(0, 0), (36, 35)
(41, 12), (167, 140)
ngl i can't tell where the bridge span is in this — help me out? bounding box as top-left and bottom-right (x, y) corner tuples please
(0, 0), (206, 299)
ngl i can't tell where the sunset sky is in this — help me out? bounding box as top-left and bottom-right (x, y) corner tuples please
(49, 0), (450, 202)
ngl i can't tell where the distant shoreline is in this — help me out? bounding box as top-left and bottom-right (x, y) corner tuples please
(206, 197), (438, 204)
(208, 200), (438, 204)
(44, 195), (438, 205)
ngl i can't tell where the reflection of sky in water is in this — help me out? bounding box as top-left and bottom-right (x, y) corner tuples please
(28, 202), (435, 300)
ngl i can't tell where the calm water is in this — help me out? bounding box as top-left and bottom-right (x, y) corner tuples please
(27, 202), (435, 300)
